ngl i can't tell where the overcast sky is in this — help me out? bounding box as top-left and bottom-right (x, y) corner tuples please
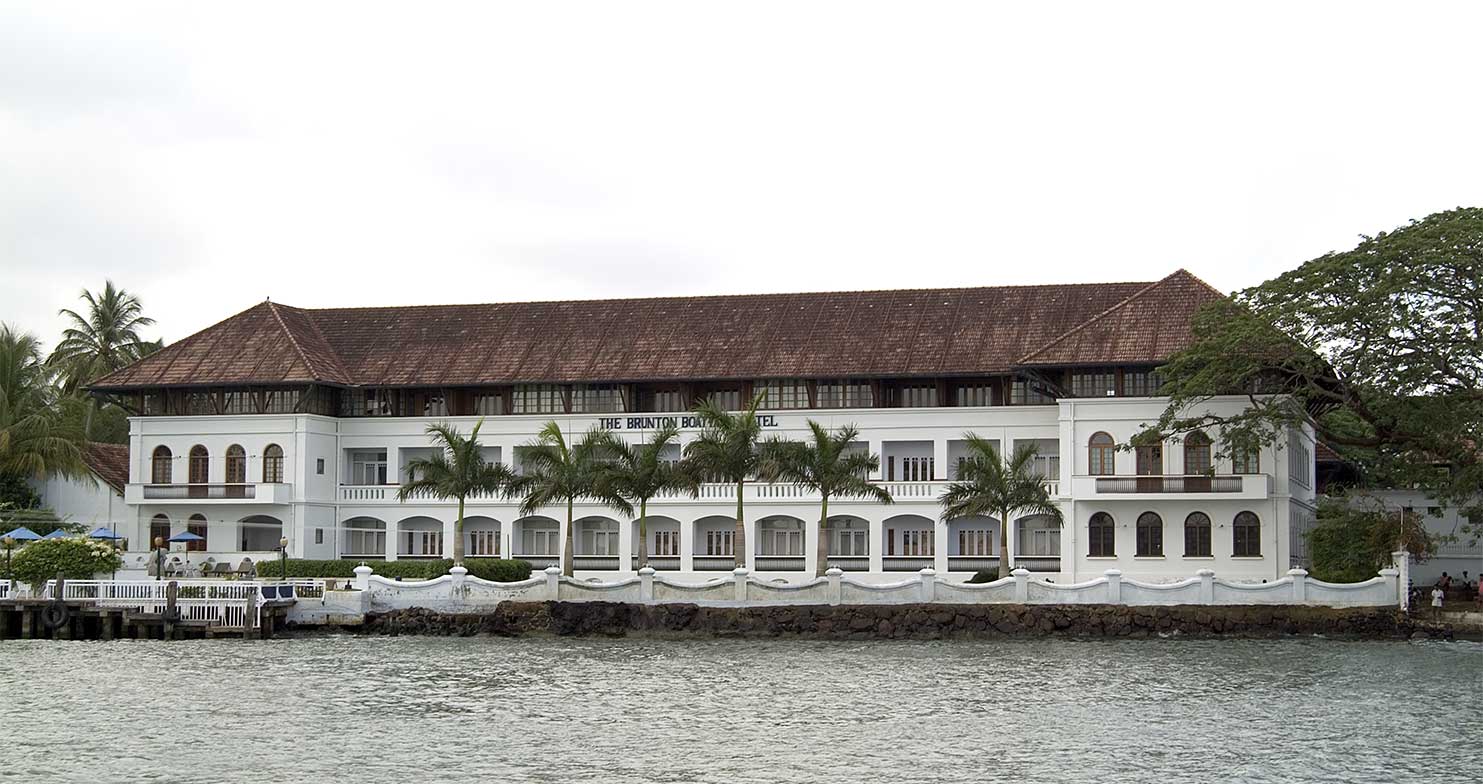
(3, 2), (1480, 346)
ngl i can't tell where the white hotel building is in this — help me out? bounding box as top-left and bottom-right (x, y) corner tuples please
(87, 270), (1318, 583)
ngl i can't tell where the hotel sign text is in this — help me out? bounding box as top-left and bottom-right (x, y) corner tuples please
(597, 415), (780, 430)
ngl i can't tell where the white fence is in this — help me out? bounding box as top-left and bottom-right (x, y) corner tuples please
(347, 564), (1402, 615)
(22, 578), (332, 629)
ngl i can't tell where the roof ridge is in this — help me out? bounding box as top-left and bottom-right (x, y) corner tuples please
(263, 301), (323, 381)
(303, 278), (1159, 314)
(1170, 267), (1229, 299)
(276, 302), (353, 382)
(1015, 270), (1197, 365)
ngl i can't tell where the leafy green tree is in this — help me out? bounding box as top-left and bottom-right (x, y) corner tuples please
(396, 419), (518, 566)
(939, 438), (1062, 579)
(48, 281), (156, 394)
(762, 422), (893, 576)
(1308, 494), (1433, 583)
(0, 325), (85, 482)
(514, 422), (630, 576)
(1137, 208), (1481, 527)
(683, 394), (767, 568)
(11, 535), (122, 588)
(48, 282), (159, 441)
(600, 424), (688, 569)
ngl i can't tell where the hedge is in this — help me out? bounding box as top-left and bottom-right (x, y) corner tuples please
(254, 558), (532, 583)
(10, 536), (124, 588)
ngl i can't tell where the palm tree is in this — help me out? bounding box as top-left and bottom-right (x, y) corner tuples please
(600, 423), (687, 569)
(48, 281), (156, 394)
(515, 422), (631, 577)
(682, 394), (766, 568)
(939, 436), (1062, 579)
(763, 421), (894, 577)
(395, 418), (517, 566)
(0, 325), (85, 481)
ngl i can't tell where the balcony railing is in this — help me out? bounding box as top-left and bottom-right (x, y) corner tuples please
(573, 556), (620, 571)
(1014, 556), (1060, 573)
(883, 556), (934, 571)
(754, 556), (805, 571)
(143, 484), (256, 499)
(631, 556), (681, 570)
(947, 556), (1000, 572)
(693, 556), (736, 571)
(825, 556), (871, 572)
(1094, 475), (1244, 494)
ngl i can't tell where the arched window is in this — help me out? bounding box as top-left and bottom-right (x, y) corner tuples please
(225, 444), (246, 483)
(1184, 432), (1212, 475)
(758, 517), (805, 556)
(1184, 512), (1212, 557)
(1233, 511), (1261, 557)
(149, 514), (171, 549)
(151, 446), (173, 484)
(188, 446), (209, 497)
(263, 444), (284, 484)
(1136, 511), (1163, 557)
(187, 514), (209, 553)
(1088, 512), (1115, 557)
(1088, 432), (1115, 476)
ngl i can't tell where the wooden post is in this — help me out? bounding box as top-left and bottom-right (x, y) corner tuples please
(165, 580), (179, 639)
(21, 606), (35, 639)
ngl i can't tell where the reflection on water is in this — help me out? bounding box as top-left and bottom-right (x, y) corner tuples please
(1, 636), (1479, 783)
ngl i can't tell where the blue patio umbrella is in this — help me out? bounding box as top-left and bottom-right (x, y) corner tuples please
(1, 527), (42, 541)
(41, 529), (71, 539)
(166, 531), (206, 544)
(89, 527), (124, 540)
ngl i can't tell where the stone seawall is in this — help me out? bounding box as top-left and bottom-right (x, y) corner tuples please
(347, 602), (1459, 640)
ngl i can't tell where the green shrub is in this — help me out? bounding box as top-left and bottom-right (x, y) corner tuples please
(965, 569), (999, 584)
(10, 536), (124, 588)
(255, 558), (531, 582)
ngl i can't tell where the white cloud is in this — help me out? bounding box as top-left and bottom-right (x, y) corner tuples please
(2, 1), (1480, 346)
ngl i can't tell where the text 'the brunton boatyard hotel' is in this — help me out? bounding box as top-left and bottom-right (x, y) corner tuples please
(86, 269), (1318, 584)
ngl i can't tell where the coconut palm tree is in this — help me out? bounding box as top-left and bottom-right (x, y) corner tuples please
(682, 394), (766, 568)
(600, 423), (688, 570)
(939, 436), (1062, 579)
(763, 421), (894, 577)
(48, 281), (156, 394)
(515, 421), (631, 576)
(0, 325), (85, 481)
(395, 418), (517, 566)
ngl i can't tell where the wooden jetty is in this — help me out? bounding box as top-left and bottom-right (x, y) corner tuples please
(0, 578), (306, 641)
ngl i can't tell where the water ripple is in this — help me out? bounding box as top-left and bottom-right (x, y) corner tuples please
(0, 636), (1478, 783)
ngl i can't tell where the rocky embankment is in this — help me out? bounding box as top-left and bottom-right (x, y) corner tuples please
(350, 602), (1460, 640)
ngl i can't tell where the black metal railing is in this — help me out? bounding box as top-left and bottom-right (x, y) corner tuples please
(143, 484), (256, 499)
(1094, 476), (1243, 494)
(883, 556), (934, 572)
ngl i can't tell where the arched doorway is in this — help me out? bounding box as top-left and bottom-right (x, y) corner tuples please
(947, 514), (998, 573)
(574, 516), (621, 570)
(341, 516), (387, 559)
(463, 516), (501, 558)
(1014, 513), (1061, 572)
(397, 516), (444, 559)
(883, 514), (935, 571)
(513, 516), (559, 568)
(826, 515), (869, 571)
(239, 515), (284, 551)
(633, 515), (681, 570)
(692, 515), (738, 571)
(755, 515), (806, 571)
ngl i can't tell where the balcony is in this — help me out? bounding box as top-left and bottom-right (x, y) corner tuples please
(127, 483), (292, 504)
(1074, 473), (1272, 500)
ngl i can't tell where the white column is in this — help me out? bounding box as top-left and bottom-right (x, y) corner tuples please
(933, 517), (950, 573)
(869, 516), (884, 574)
(804, 516), (820, 576)
(385, 521), (399, 561)
(680, 518), (695, 573)
(499, 521), (514, 562)
(933, 439), (949, 481)
(867, 439), (884, 480)
(442, 517), (457, 559)
(1005, 513), (1017, 571)
(744, 516), (757, 571)
(618, 516), (635, 573)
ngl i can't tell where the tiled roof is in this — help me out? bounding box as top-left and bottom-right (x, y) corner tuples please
(1017, 270), (1227, 366)
(90, 271), (1222, 389)
(82, 442), (129, 494)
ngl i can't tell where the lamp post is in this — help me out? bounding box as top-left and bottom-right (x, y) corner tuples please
(278, 536), (289, 582)
(3, 536), (14, 595)
(154, 536), (165, 582)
